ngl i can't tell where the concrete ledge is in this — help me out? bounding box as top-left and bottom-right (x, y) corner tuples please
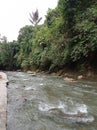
(0, 72), (8, 130)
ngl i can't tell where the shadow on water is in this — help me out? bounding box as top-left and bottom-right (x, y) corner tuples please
(6, 72), (97, 130)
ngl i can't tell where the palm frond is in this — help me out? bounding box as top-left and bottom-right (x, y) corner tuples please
(29, 9), (42, 26)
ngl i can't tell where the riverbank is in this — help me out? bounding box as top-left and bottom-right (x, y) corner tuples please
(0, 71), (8, 130)
(34, 68), (97, 81)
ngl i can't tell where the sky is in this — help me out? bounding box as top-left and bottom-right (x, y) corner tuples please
(0, 0), (58, 41)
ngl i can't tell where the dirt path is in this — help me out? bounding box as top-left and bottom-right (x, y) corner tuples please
(0, 72), (8, 130)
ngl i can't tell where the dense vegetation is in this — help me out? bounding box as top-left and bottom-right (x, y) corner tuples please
(0, 0), (97, 75)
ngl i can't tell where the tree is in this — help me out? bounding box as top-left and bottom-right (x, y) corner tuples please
(17, 25), (37, 70)
(29, 9), (42, 26)
(0, 34), (7, 43)
(0, 41), (20, 70)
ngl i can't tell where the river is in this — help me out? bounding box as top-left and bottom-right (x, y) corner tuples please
(6, 71), (97, 130)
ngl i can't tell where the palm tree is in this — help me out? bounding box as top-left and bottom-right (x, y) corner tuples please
(29, 9), (42, 26)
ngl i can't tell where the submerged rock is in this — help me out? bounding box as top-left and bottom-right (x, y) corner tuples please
(27, 71), (36, 76)
(77, 75), (83, 79)
(24, 87), (34, 91)
(64, 77), (76, 82)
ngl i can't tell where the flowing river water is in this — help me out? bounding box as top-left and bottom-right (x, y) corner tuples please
(6, 71), (97, 130)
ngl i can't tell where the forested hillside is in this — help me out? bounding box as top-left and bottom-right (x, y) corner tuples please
(0, 0), (97, 75)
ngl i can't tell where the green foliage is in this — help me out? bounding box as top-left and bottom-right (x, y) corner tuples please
(57, 0), (97, 70)
(0, 41), (20, 70)
(17, 25), (34, 68)
(71, 3), (97, 64)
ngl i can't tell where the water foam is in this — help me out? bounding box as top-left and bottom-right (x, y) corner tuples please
(38, 101), (94, 123)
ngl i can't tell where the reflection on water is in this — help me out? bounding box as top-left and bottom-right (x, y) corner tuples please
(7, 72), (97, 130)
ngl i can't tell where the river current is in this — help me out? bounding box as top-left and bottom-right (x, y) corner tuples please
(6, 72), (97, 130)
